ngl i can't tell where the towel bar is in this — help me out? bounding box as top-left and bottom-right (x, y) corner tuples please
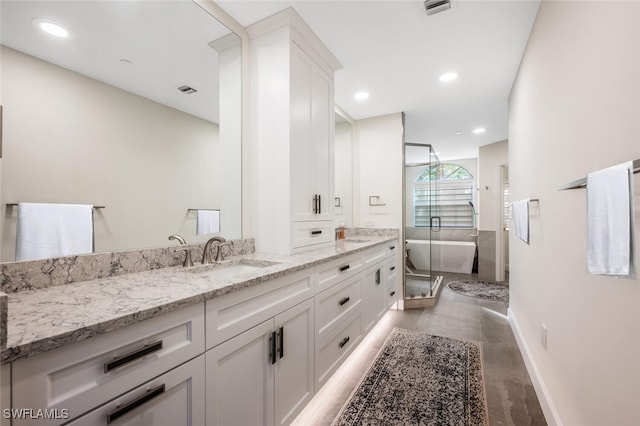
(558, 159), (640, 191)
(6, 203), (105, 209)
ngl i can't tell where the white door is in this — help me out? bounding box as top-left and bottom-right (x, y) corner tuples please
(310, 58), (334, 221)
(274, 299), (315, 426)
(206, 319), (275, 426)
(66, 355), (205, 426)
(290, 44), (314, 222)
(362, 265), (384, 333)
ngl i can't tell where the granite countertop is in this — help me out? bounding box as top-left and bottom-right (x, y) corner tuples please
(1, 237), (396, 364)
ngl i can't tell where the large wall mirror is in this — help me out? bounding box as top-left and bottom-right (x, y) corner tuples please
(0, 0), (242, 261)
(334, 107), (353, 227)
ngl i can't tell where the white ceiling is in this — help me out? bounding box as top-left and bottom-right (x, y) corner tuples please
(1, 0), (234, 124)
(219, 0), (540, 160)
(1, 0), (540, 161)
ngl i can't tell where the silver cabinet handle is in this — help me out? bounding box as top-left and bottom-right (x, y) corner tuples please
(104, 341), (163, 373)
(339, 336), (350, 349)
(106, 384), (165, 424)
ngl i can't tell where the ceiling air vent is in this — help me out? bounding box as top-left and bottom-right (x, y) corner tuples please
(177, 85), (198, 94)
(424, 0), (451, 16)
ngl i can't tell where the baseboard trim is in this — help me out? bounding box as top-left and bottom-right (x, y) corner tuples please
(508, 308), (563, 426)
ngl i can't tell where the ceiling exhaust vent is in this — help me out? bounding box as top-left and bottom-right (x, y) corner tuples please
(424, 0), (451, 16)
(177, 85), (198, 94)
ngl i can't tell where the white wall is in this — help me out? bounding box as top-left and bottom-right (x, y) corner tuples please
(1, 46), (230, 260)
(354, 113), (403, 229)
(509, 2), (640, 425)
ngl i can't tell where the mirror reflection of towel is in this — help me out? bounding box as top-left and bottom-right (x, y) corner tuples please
(512, 199), (530, 244)
(16, 203), (94, 261)
(196, 210), (220, 236)
(587, 162), (635, 277)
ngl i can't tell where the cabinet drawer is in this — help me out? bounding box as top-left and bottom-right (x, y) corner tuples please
(363, 241), (398, 266)
(12, 303), (205, 425)
(315, 252), (363, 293)
(315, 274), (362, 338)
(387, 276), (399, 308)
(66, 355), (205, 426)
(315, 311), (362, 390)
(206, 268), (314, 349)
(291, 221), (334, 250)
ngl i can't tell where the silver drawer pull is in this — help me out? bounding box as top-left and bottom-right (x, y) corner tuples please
(106, 384), (165, 424)
(339, 265), (350, 272)
(338, 297), (350, 306)
(339, 336), (350, 349)
(104, 341), (163, 373)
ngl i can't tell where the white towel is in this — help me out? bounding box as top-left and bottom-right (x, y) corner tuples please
(587, 162), (635, 276)
(196, 210), (220, 236)
(16, 203), (94, 261)
(512, 199), (530, 244)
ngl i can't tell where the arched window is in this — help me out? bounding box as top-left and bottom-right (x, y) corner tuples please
(414, 163), (475, 228)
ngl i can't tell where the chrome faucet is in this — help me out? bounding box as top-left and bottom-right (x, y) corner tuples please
(202, 236), (227, 264)
(169, 235), (193, 266)
(168, 234), (187, 245)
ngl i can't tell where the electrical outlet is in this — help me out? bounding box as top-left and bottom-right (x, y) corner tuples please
(540, 324), (547, 349)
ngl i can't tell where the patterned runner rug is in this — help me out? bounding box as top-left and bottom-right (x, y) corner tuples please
(447, 280), (509, 302)
(332, 328), (488, 426)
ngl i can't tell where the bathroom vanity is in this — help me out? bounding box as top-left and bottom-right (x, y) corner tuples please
(0, 235), (399, 425)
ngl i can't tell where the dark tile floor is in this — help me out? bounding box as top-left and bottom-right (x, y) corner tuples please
(293, 272), (547, 426)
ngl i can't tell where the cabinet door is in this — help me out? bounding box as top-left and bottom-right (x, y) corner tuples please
(362, 265), (386, 333)
(290, 44), (314, 222)
(310, 53), (334, 221)
(274, 299), (315, 426)
(66, 355), (205, 426)
(290, 43), (334, 222)
(206, 319), (275, 426)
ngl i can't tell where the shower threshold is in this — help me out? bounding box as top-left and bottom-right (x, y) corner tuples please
(405, 274), (443, 299)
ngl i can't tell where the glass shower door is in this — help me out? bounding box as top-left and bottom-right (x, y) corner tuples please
(404, 143), (442, 301)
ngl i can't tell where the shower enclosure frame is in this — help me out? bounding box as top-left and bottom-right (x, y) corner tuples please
(402, 140), (444, 308)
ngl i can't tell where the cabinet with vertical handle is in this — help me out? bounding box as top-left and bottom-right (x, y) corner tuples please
(205, 298), (314, 426)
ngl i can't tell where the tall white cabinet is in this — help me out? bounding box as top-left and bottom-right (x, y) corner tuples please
(249, 8), (342, 254)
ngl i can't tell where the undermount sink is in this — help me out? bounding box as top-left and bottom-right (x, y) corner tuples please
(186, 258), (280, 280)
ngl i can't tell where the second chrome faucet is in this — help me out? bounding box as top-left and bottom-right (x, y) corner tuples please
(202, 236), (227, 264)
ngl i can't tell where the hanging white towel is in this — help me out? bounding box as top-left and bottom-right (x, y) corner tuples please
(16, 203), (94, 261)
(512, 199), (530, 244)
(196, 210), (220, 236)
(587, 162), (635, 276)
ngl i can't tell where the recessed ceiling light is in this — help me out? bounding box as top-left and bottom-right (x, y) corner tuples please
(439, 72), (458, 82)
(33, 18), (69, 38)
(119, 59), (134, 66)
(472, 127), (486, 134)
(354, 92), (370, 101)
(455, 131), (463, 135)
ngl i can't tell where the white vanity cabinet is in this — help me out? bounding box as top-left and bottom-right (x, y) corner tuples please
(65, 355), (205, 426)
(314, 241), (400, 389)
(249, 9), (342, 254)
(205, 299), (314, 426)
(10, 303), (205, 425)
(204, 267), (315, 426)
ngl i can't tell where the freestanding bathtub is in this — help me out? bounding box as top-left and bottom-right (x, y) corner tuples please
(405, 239), (476, 274)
